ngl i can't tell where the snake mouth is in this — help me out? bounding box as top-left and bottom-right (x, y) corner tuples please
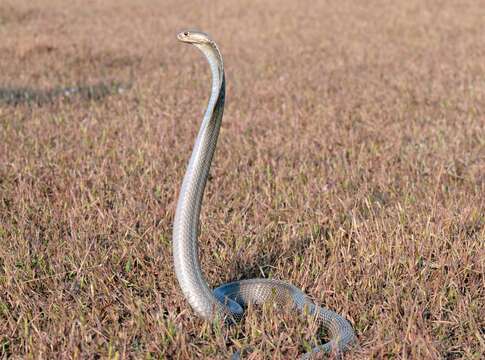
(177, 30), (212, 45)
(177, 31), (193, 43)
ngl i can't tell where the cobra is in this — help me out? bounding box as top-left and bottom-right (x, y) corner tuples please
(172, 29), (357, 358)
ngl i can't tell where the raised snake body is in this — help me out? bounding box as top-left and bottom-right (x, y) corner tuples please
(173, 30), (356, 358)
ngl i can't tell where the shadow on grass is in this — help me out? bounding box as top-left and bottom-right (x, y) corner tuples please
(0, 81), (132, 106)
(233, 235), (313, 281)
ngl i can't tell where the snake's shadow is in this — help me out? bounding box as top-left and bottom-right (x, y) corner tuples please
(230, 234), (314, 281)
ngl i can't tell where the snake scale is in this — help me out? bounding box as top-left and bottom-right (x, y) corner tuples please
(172, 30), (357, 358)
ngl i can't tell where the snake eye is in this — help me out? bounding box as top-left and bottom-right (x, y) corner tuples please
(184, 31), (189, 36)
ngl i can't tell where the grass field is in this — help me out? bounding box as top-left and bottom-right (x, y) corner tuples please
(0, 0), (484, 358)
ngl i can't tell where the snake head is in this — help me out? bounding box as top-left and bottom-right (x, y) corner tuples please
(177, 30), (213, 45)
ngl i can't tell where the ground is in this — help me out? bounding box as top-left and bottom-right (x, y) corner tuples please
(0, 0), (484, 359)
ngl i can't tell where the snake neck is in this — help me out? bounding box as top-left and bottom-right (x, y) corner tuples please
(172, 41), (226, 319)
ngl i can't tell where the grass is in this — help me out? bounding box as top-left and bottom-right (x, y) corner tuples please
(0, 0), (484, 358)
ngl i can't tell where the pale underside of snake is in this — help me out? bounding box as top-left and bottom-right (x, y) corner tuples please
(172, 30), (357, 358)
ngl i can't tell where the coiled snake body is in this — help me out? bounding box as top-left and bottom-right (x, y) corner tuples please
(173, 30), (356, 358)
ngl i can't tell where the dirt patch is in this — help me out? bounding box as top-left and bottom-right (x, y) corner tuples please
(0, 81), (131, 106)
(0, 5), (38, 26)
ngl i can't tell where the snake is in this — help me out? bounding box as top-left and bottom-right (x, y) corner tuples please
(172, 30), (357, 358)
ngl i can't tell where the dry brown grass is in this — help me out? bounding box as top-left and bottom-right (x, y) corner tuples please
(1, 0), (484, 359)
